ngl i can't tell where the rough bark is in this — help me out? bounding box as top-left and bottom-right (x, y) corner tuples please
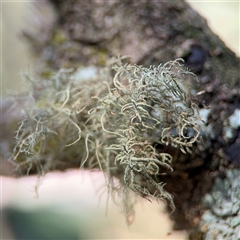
(1, 1), (239, 239)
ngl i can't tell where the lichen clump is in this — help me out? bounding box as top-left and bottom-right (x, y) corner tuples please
(11, 57), (201, 223)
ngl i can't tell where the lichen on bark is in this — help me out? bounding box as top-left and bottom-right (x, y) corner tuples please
(1, 0), (240, 238)
(9, 57), (202, 224)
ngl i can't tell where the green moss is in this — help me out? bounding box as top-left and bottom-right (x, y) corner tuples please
(91, 46), (108, 66)
(50, 29), (67, 45)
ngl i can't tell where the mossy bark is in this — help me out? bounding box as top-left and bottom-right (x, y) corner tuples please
(2, 1), (239, 239)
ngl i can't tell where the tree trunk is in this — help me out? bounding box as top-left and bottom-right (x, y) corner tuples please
(1, 1), (239, 239)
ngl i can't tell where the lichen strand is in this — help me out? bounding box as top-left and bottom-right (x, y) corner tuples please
(11, 57), (201, 223)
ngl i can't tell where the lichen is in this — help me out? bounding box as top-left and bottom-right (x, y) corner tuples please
(223, 108), (240, 142)
(229, 109), (240, 129)
(200, 169), (240, 240)
(10, 57), (201, 224)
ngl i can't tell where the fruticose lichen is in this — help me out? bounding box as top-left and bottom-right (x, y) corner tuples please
(10, 57), (201, 223)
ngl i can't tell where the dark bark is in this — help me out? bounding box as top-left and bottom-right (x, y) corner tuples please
(1, 1), (240, 239)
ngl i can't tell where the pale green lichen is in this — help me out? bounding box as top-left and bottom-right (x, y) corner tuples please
(223, 108), (240, 142)
(229, 109), (240, 129)
(10, 57), (201, 223)
(201, 169), (240, 240)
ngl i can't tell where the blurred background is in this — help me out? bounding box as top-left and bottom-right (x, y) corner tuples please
(1, 1), (239, 239)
